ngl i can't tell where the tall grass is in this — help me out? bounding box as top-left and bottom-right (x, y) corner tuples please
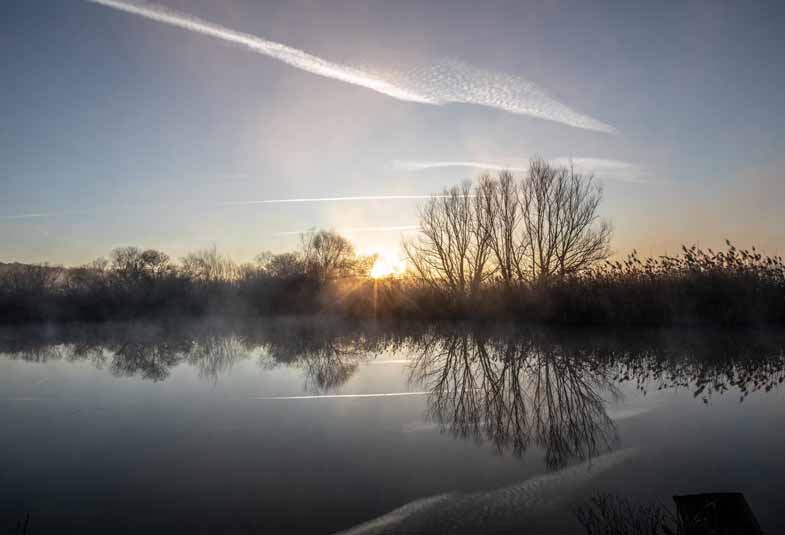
(543, 243), (785, 325)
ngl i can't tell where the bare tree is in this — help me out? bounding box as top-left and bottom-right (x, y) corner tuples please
(111, 247), (172, 283)
(181, 246), (238, 283)
(140, 249), (171, 279)
(405, 159), (609, 294)
(110, 247), (146, 284)
(0, 263), (63, 296)
(300, 230), (356, 281)
(477, 171), (529, 290)
(403, 181), (494, 297)
(520, 158), (611, 283)
(65, 257), (109, 293)
(255, 251), (305, 279)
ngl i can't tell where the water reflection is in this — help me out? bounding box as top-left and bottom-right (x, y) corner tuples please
(0, 320), (396, 387)
(605, 336), (785, 403)
(2, 321), (785, 465)
(408, 331), (619, 469)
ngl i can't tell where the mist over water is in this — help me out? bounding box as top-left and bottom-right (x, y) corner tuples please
(1, 319), (785, 533)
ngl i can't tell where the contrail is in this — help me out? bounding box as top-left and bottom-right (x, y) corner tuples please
(273, 225), (419, 237)
(221, 195), (447, 206)
(0, 397), (51, 402)
(0, 210), (93, 220)
(393, 160), (528, 172)
(85, 0), (615, 133)
(395, 157), (652, 183)
(29, 378), (52, 387)
(339, 225), (419, 233)
(400, 421), (442, 433)
(251, 391), (431, 400)
(86, 0), (432, 104)
(549, 157), (652, 183)
(0, 213), (54, 220)
(606, 406), (653, 421)
(0, 196), (438, 221)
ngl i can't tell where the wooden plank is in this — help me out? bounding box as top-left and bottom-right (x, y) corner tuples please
(673, 493), (763, 534)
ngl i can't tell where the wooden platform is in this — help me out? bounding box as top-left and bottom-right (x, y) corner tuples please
(673, 493), (763, 534)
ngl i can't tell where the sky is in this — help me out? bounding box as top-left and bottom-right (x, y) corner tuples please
(2, 0), (784, 266)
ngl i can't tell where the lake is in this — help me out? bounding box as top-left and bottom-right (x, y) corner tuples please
(1, 318), (784, 534)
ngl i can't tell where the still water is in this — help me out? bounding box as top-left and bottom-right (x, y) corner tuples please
(1, 319), (784, 534)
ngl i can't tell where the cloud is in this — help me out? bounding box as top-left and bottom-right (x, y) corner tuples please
(380, 60), (617, 133)
(394, 157), (651, 183)
(86, 0), (615, 133)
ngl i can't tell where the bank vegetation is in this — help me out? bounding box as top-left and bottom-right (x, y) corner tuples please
(1, 159), (783, 325)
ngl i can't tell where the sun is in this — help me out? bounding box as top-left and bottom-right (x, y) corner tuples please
(369, 251), (405, 279)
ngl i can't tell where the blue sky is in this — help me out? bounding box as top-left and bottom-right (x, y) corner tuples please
(2, 0), (784, 265)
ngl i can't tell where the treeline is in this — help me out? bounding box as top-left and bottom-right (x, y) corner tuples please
(0, 230), (375, 324)
(1, 159), (784, 325)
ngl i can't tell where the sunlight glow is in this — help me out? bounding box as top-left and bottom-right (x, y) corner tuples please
(370, 251), (405, 279)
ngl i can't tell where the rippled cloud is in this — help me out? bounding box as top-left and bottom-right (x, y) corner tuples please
(378, 60), (617, 133)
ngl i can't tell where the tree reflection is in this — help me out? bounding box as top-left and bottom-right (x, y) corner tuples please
(604, 333), (785, 403)
(184, 335), (247, 383)
(108, 340), (182, 382)
(0, 319), (403, 389)
(409, 330), (619, 469)
(1, 321), (784, 427)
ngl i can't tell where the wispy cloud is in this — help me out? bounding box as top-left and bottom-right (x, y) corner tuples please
(86, 0), (615, 133)
(395, 157), (652, 183)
